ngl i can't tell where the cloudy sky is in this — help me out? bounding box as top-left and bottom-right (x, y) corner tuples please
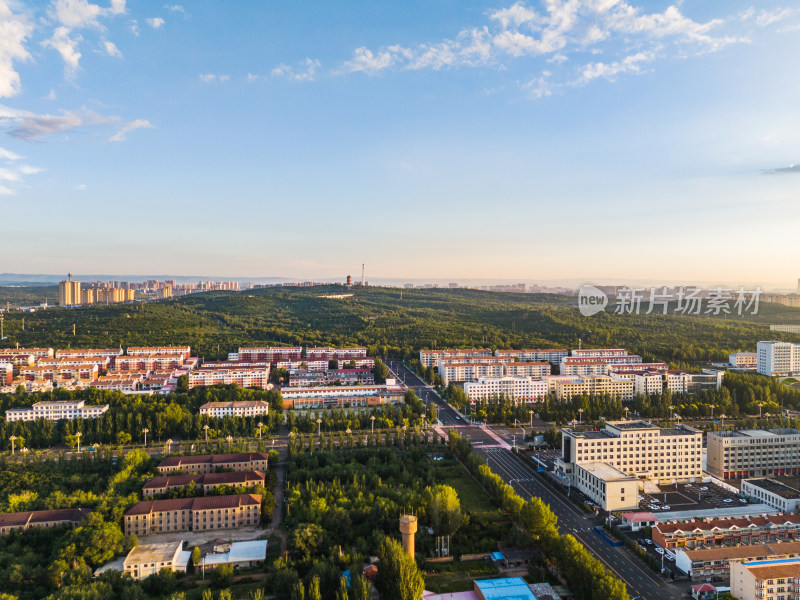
(1, 0), (799, 285)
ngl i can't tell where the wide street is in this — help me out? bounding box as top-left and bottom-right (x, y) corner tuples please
(383, 360), (683, 600)
(478, 447), (684, 600)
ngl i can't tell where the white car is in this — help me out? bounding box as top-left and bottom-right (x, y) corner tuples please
(663, 505), (671, 510)
(700, 486), (708, 491)
(656, 547), (664, 555)
(723, 498), (733, 503)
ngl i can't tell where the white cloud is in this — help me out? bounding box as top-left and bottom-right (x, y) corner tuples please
(576, 50), (653, 83)
(0, 143), (41, 196)
(46, 89), (57, 100)
(755, 8), (795, 27)
(44, 0), (127, 72)
(147, 17), (164, 29)
(109, 118), (153, 141)
(0, 103), (97, 139)
(0, 1), (33, 99)
(523, 70), (554, 98)
(130, 19), (139, 36)
(42, 27), (83, 77)
(102, 40), (121, 57)
(76, 183), (87, 189)
(246, 73), (259, 82)
(0, 146), (21, 160)
(199, 73), (229, 83)
(164, 4), (185, 13)
(330, 0), (747, 94)
(271, 58), (321, 81)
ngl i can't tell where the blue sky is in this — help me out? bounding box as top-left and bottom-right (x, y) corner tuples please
(1, 0), (800, 286)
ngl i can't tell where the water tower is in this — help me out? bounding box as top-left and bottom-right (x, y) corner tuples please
(399, 514), (418, 558)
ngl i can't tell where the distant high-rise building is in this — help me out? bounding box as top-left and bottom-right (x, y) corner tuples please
(346, 275), (352, 287)
(58, 274), (81, 306)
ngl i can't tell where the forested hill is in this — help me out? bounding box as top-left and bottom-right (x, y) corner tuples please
(1, 285), (800, 367)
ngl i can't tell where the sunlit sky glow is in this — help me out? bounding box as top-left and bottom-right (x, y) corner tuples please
(2, 0), (800, 286)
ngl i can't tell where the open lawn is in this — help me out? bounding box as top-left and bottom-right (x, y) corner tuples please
(434, 458), (503, 522)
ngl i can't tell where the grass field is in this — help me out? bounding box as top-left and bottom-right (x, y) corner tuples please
(434, 459), (503, 522)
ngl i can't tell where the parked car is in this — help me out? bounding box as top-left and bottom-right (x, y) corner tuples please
(663, 505), (671, 510)
(645, 539), (653, 545)
(723, 498), (733, 503)
(656, 547), (664, 555)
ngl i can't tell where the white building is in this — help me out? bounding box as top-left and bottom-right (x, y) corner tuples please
(560, 354), (643, 376)
(729, 352), (758, 369)
(280, 384), (404, 400)
(419, 348), (492, 368)
(463, 376), (548, 402)
(707, 428), (800, 479)
(558, 420), (703, 484)
(123, 541), (191, 580)
(573, 462), (640, 511)
(199, 401), (269, 419)
(731, 558), (800, 600)
(198, 540), (268, 572)
(502, 362), (551, 379)
(757, 341), (800, 377)
(571, 348), (631, 358)
(494, 349), (568, 365)
(5, 400), (109, 422)
(741, 478), (800, 513)
(189, 366), (271, 389)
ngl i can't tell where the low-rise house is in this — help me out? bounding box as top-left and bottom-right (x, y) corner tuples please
(142, 471), (265, 497)
(124, 494), (262, 536)
(123, 541), (191, 580)
(156, 453), (270, 475)
(0, 508), (90, 535)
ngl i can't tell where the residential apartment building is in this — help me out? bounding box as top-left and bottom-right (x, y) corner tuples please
(707, 428), (800, 479)
(115, 355), (187, 371)
(276, 358), (375, 371)
(287, 369), (375, 387)
(142, 471), (265, 498)
(463, 376), (548, 402)
(156, 453), (270, 475)
(731, 558), (800, 600)
(199, 401), (269, 418)
(0, 362), (11, 385)
(571, 348), (631, 358)
(123, 494), (262, 536)
(0, 508), (91, 535)
(20, 363), (99, 382)
(628, 369), (724, 396)
(123, 542), (191, 580)
(502, 362), (551, 378)
(419, 348), (492, 368)
(494, 349), (568, 365)
(573, 462), (640, 511)
(558, 420), (703, 484)
(730, 352), (758, 369)
(5, 400), (109, 422)
(607, 363), (669, 376)
(305, 346), (367, 361)
(560, 354), (643, 375)
(283, 391), (404, 410)
(550, 375), (635, 401)
(0, 348), (53, 360)
(126, 346), (192, 359)
(38, 357), (111, 373)
(437, 359), (510, 384)
(59, 278), (81, 306)
(676, 542), (800, 580)
(757, 341), (800, 377)
(742, 479), (800, 513)
(234, 347), (302, 364)
(189, 366), (271, 389)
(652, 514), (800, 550)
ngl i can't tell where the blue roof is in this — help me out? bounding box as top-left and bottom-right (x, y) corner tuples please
(745, 558), (800, 567)
(476, 577), (537, 600)
(489, 552), (505, 560)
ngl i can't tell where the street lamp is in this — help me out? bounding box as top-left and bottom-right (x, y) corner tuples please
(203, 424), (209, 444)
(9, 435), (16, 456)
(75, 431), (82, 453)
(529, 409), (533, 428)
(709, 404), (715, 420)
(142, 428), (149, 448)
(257, 422), (263, 440)
(624, 407), (630, 420)
(578, 408), (584, 426)
(316, 418), (322, 436)
(226, 435), (233, 450)
(166, 439), (173, 454)
(370, 415), (376, 434)
(758, 402), (764, 418)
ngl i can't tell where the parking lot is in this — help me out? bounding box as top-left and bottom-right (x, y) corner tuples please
(638, 481), (746, 513)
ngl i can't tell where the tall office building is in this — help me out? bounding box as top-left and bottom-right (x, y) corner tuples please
(757, 341), (800, 377)
(58, 274), (81, 306)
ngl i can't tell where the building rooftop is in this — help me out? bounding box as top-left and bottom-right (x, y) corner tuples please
(741, 558), (800, 580)
(124, 494), (262, 516)
(746, 478), (800, 500)
(684, 540), (800, 562)
(142, 471), (265, 491)
(124, 541), (182, 565)
(199, 540), (268, 567)
(712, 428), (800, 439)
(474, 577), (537, 600)
(0, 507), (90, 528)
(577, 462), (639, 482)
(158, 452), (269, 468)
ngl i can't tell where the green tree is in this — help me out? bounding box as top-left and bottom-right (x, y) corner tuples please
(116, 431), (132, 445)
(307, 576), (321, 600)
(424, 485), (462, 537)
(375, 538), (424, 600)
(191, 546), (201, 566)
(335, 577), (349, 600)
(373, 358), (389, 384)
(291, 581), (306, 600)
(210, 563), (234, 588)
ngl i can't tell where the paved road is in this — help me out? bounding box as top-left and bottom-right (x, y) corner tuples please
(478, 447), (683, 600)
(387, 359), (463, 426)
